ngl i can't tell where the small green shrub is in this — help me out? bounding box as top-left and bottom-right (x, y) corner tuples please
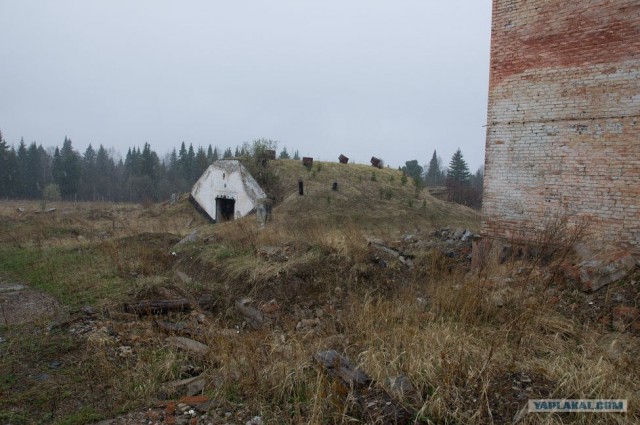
(43, 183), (61, 201)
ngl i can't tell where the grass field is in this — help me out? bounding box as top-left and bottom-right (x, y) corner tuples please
(0, 160), (637, 424)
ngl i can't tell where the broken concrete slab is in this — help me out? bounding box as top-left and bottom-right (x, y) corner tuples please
(461, 229), (474, 242)
(577, 251), (638, 292)
(235, 298), (264, 329)
(0, 283), (26, 292)
(369, 242), (415, 268)
(296, 318), (320, 331)
(313, 350), (418, 423)
(34, 208), (56, 214)
(164, 375), (206, 397)
(386, 375), (417, 401)
(175, 270), (193, 284)
(313, 350), (371, 388)
(176, 230), (198, 246)
(166, 336), (210, 356)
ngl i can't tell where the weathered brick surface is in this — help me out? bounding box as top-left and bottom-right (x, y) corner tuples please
(482, 0), (640, 251)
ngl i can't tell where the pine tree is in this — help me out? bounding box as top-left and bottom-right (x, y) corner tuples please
(80, 144), (97, 200)
(140, 143), (158, 180)
(279, 147), (290, 159)
(35, 145), (51, 196)
(163, 148), (182, 195)
(137, 142), (159, 200)
(177, 142), (189, 185)
(26, 143), (45, 198)
(0, 130), (16, 197)
(293, 150), (300, 160)
(51, 138), (81, 199)
(15, 139), (28, 197)
(223, 147), (233, 159)
(167, 148), (178, 178)
(95, 145), (114, 201)
(207, 145), (214, 163)
(5, 147), (19, 197)
(425, 150), (444, 186)
(125, 147), (142, 178)
(62, 137), (81, 198)
(447, 148), (470, 184)
(187, 143), (196, 182)
(52, 147), (62, 191)
(195, 146), (208, 178)
(446, 148), (472, 206)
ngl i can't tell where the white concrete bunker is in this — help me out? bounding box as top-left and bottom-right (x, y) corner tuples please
(190, 160), (267, 223)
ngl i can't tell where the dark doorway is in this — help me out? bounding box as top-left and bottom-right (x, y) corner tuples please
(216, 197), (235, 222)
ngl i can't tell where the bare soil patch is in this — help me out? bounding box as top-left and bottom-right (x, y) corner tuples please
(0, 277), (61, 326)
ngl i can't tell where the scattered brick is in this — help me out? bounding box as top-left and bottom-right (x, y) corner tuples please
(179, 395), (210, 405)
(613, 306), (640, 323)
(165, 401), (176, 415)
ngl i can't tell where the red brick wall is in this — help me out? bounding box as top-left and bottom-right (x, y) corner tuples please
(482, 0), (640, 251)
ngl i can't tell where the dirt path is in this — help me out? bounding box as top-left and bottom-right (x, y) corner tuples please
(0, 276), (61, 326)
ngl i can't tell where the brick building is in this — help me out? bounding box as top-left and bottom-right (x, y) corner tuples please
(481, 0), (640, 252)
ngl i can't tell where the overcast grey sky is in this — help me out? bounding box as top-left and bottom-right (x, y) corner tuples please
(0, 1), (491, 170)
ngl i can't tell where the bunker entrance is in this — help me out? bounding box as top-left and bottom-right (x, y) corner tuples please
(216, 197), (236, 222)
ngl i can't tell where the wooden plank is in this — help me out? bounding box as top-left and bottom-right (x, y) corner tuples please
(124, 299), (191, 316)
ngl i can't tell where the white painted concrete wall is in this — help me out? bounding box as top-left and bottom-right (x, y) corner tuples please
(191, 160), (266, 221)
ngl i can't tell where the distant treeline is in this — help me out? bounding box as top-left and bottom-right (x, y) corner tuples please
(401, 149), (484, 209)
(0, 131), (296, 203)
(0, 129), (482, 209)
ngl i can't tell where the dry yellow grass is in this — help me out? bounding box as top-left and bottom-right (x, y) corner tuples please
(0, 164), (637, 424)
(250, 159), (480, 235)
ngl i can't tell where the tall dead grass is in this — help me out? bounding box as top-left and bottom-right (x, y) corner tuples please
(2, 200), (636, 424)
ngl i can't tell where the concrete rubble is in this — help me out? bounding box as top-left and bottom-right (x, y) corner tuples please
(234, 298), (265, 329)
(577, 252), (638, 292)
(166, 336), (210, 356)
(563, 247), (639, 292)
(163, 375), (206, 398)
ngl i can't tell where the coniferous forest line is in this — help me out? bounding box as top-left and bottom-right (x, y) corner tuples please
(0, 130), (299, 203)
(0, 129), (483, 208)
